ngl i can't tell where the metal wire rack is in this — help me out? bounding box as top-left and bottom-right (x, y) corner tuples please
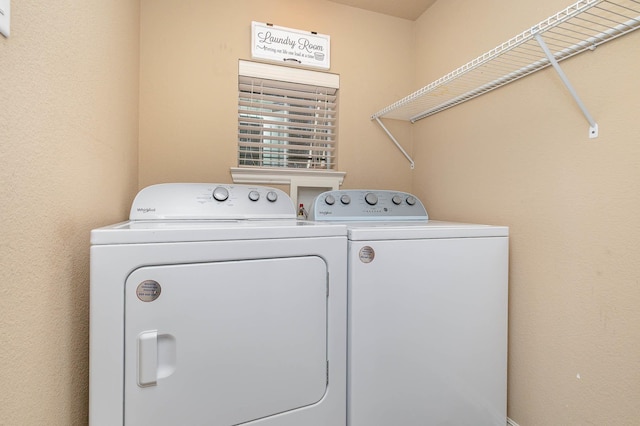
(372, 0), (640, 126)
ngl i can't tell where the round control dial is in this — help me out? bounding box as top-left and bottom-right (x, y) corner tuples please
(212, 187), (229, 202)
(324, 194), (336, 205)
(340, 194), (351, 205)
(266, 191), (278, 202)
(248, 190), (260, 201)
(406, 196), (417, 206)
(392, 195), (403, 205)
(365, 193), (378, 206)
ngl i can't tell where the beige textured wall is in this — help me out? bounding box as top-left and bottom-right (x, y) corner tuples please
(4, 1), (637, 425)
(139, 0), (415, 191)
(413, 0), (640, 424)
(0, 2), (140, 425)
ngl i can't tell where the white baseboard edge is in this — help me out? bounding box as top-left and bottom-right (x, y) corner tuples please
(507, 418), (521, 426)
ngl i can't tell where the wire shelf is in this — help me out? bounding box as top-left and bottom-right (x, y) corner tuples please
(372, 0), (640, 123)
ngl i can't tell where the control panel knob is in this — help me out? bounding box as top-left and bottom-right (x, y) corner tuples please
(340, 194), (351, 205)
(325, 194), (336, 205)
(248, 190), (260, 201)
(365, 193), (378, 206)
(392, 195), (403, 205)
(212, 186), (229, 202)
(406, 196), (417, 206)
(266, 191), (278, 202)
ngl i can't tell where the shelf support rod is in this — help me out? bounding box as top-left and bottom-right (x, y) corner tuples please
(534, 33), (598, 138)
(374, 117), (415, 169)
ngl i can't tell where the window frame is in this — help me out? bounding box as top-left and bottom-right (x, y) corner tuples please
(237, 60), (340, 171)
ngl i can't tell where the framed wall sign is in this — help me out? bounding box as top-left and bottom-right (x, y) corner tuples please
(251, 21), (330, 70)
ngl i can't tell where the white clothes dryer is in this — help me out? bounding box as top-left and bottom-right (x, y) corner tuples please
(90, 183), (347, 426)
(311, 189), (509, 426)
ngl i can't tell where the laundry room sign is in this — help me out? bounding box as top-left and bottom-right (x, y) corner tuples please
(251, 21), (330, 70)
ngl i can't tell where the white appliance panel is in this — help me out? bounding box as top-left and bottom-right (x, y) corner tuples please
(347, 236), (508, 426)
(124, 256), (328, 425)
(91, 237), (347, 426)
(310, 189), (427, 221)
(129, 183), (295, 220)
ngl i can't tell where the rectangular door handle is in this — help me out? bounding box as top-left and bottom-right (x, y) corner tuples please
(138, 331), (158, 387)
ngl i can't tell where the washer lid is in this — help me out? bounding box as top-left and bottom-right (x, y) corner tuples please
(345, 220), (509, 241)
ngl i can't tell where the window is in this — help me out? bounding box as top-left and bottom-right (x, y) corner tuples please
(238, 60), (339, 170)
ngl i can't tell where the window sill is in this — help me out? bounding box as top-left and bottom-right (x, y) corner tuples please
(230, 167), (345, 186)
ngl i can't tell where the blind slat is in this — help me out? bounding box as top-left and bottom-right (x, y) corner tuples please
(239, 83), (338, 101)
(238, 74), (338, 96)
(239, 122), (334, 137)
(239, 132), (335, 143)
(238, 158), (334, 168)
(239, 113), (335, 126)
(239, 116), (337, 130)
(239, 99), (337, 115)
(238, 141), (336, 153)
(239, 133), (336, 146)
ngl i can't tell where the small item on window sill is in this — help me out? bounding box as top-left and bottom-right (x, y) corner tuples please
(298, 203), (308, 220)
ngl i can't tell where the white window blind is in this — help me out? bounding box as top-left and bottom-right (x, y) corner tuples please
(238, 61), (339, 170)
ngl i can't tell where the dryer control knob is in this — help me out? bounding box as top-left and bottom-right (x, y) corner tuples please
(266, 191), (278, 202)
(392, 195), (403, 205)
(212, 186), (229, 202)
(406, 196), (417, 206)
(340, 194), (351, 205)
(365, 193), (378, 206)
(325, 194), (336, 205)
(248, 190), (260, 201)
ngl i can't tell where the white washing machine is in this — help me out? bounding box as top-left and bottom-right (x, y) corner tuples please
(89, 183), (347, 426)
(311, 190), (509, 426)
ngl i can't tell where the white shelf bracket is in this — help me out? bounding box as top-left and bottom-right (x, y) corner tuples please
(373, 117), (415, 169)
(534, 33), (599, 138)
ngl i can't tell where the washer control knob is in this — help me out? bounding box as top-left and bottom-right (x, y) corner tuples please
(212, 187), (229, 202)
(266, 191), (278, 202)
(392, 195), (403, 205)
(365, 193), (378, 206)
(406, 196), (417, 206)
(248, 190), (260, 201)
(325, 194), (336, 205)
(340, 194), (351, 205)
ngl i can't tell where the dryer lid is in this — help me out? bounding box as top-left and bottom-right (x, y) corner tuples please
(90, 219), (347, 245)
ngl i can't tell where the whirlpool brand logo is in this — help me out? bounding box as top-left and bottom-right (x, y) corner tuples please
(317, 210), (333, 216)
(137, 207), (156, 214)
